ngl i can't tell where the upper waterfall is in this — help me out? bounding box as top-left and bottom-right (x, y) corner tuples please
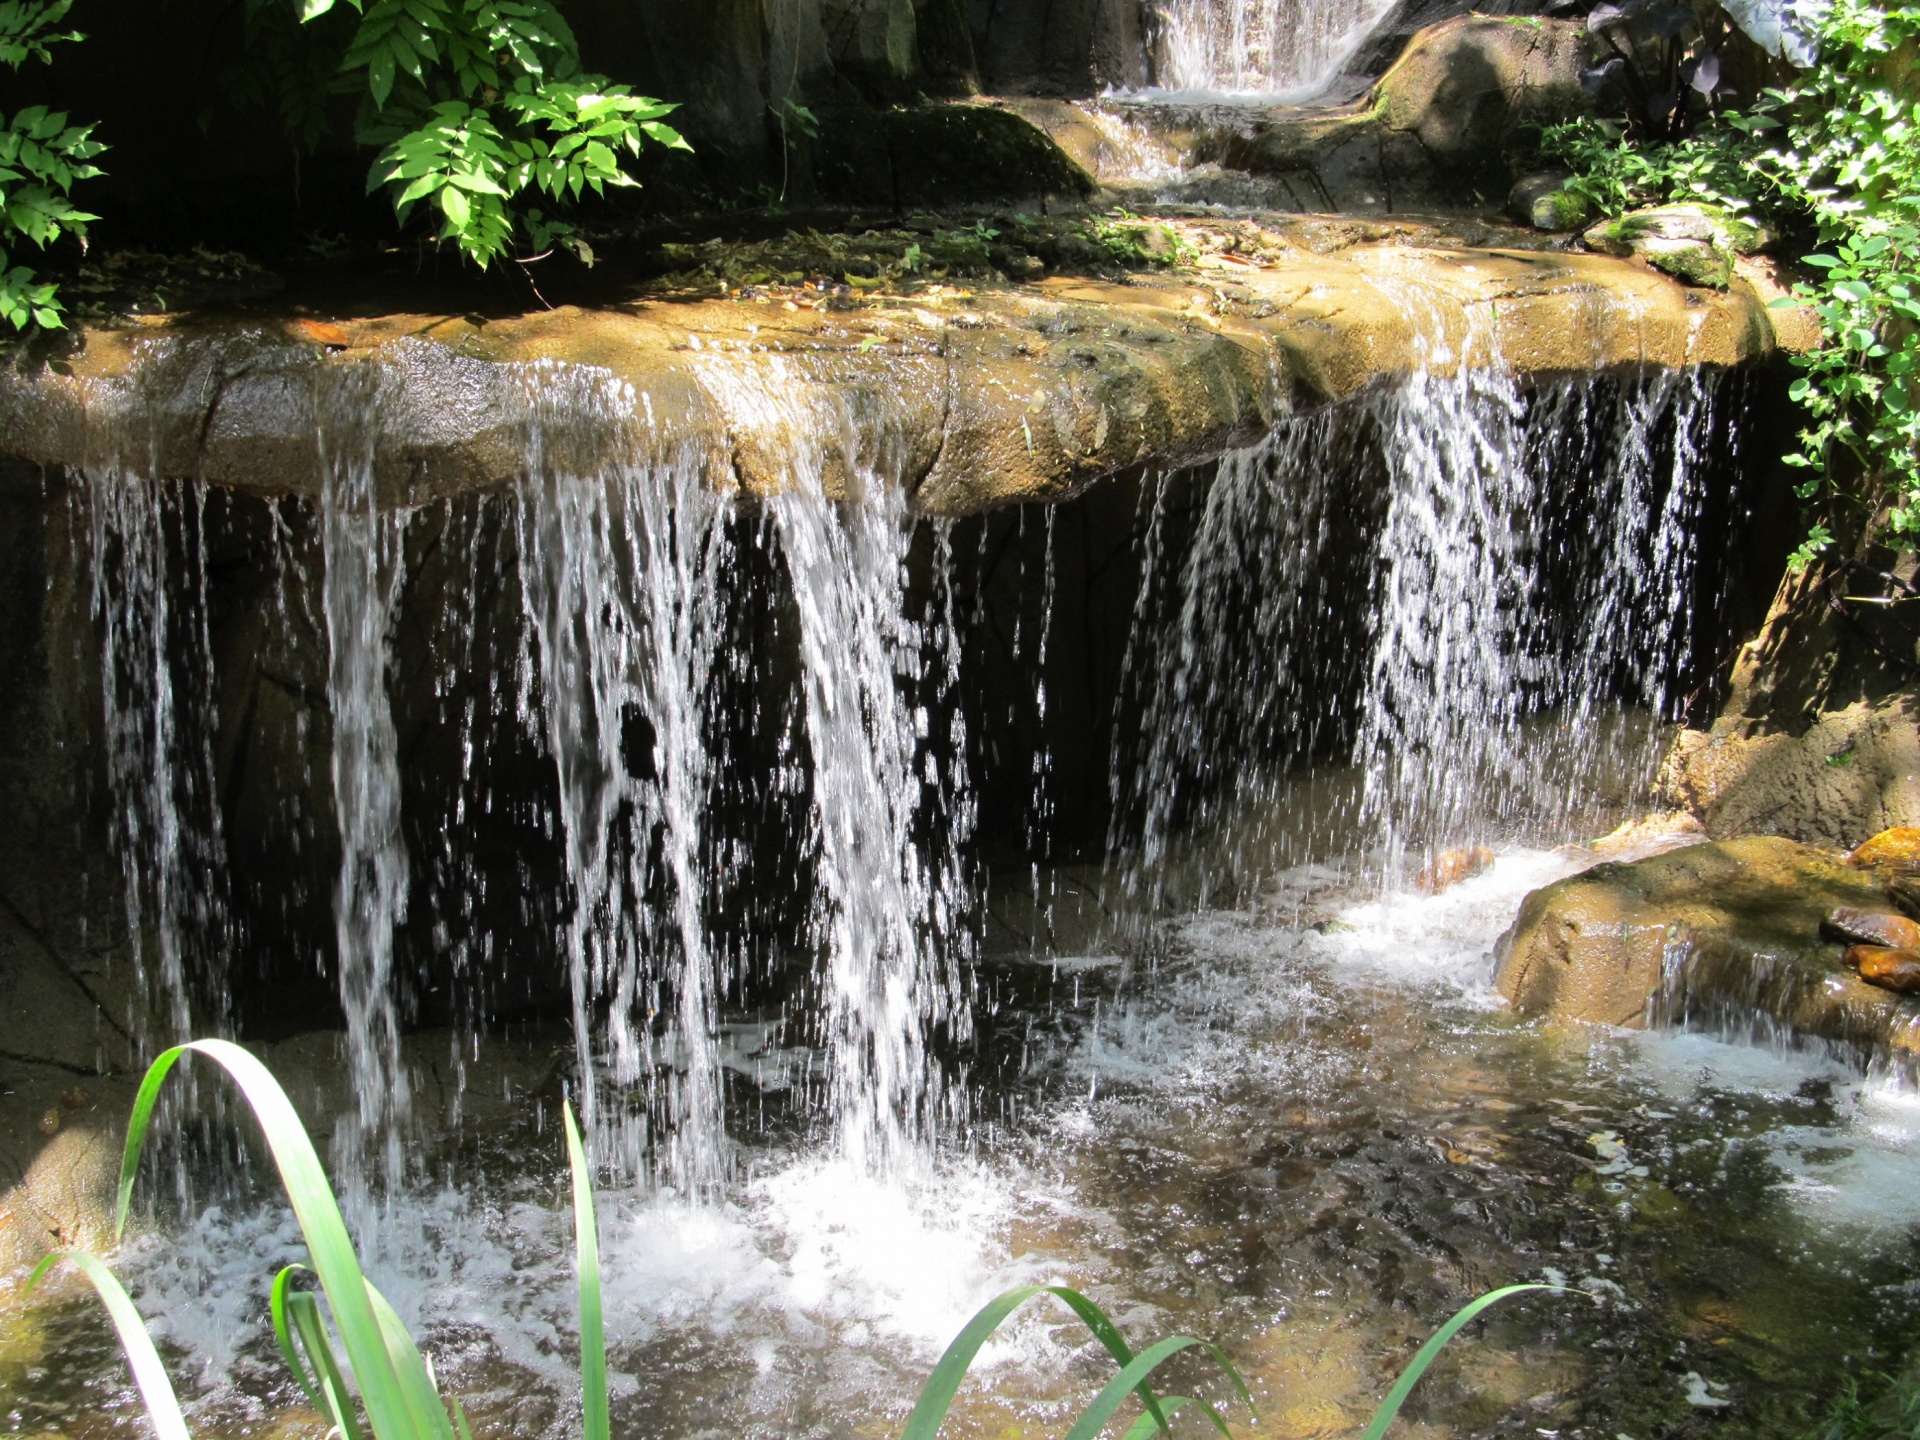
(1146, 0), (1400, 96)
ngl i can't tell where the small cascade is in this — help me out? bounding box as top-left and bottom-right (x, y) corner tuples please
(1112, 354), (1741, 892)
(771, 464), (973, 1177)
(515, 363), (733, 1192)
(1151, 0), (1396, 95)
(84, 470), (228, 1049)
(1354, 315), (1532, 861)
(316, 367), (413, 1192)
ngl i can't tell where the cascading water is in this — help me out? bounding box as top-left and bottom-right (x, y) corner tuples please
(1112, 350), (1737, 892)
(515, 363), (733, 1192)
(316, 366), (414, 1193)
(1151, 0), (1397, 95)
(47, 333), (1920, 1440)
(85, 471), (216, 1049)
(765, 433), (973, 1178)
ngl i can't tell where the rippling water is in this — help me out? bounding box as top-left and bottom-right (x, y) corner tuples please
(9, 810), (1919, 1440)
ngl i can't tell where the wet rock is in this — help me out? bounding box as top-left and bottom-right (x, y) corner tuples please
(1495, 837), (1920, 1070)
(1509, 171), (1593, 232)
(1823, 906), (1920, 949)
(1417, 845), (1494, 894)
(0, 222), (1806, 519)
(1847, 826), (1920, 874)
(1844, 944), (1920, 994)
(0, 1124), (119, 1282)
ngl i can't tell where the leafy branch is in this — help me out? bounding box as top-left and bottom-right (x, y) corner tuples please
(290, 0), (691, 269)
(0, 0), (100, 330)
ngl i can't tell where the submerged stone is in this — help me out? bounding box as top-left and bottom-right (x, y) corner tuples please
(1416, 844), (1494, 894)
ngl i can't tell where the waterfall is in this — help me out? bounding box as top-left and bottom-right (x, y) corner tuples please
(85, 470), (226, 1049)
(66, 337), (1743, 1209)
(771, 462), (973, 1177)
(317, 367), (414, 1191)
(515, 364), (733, 1192)
(1151, 0), (1397, 95)
(1114, 361), (1737, 889)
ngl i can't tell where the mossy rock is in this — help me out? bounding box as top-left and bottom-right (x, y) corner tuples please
(1582, 205), (1766, 289)
(1509, 170), (1592, 232)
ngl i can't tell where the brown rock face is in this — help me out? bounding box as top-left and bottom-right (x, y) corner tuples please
(1823, 906), (1920, 949)
(1372, 16), (1593, 168)
(1845, 945), (1920, 994)
(1494, 837), (1920, 1069)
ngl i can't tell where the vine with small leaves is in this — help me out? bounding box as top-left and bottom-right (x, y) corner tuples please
(1760, 0), (1920, 568)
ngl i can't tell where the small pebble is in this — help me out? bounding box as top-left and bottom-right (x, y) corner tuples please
(38, 1108), (59, 1136)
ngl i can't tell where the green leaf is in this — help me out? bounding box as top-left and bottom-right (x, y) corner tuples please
(27, 1252), (191, 1440)
(1361, 1285), (1569, 1440)
(564, 1103), (608, 1440)
(115, 1041), (425, 1440)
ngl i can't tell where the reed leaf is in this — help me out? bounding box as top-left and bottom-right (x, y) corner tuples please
(270, 1263), (366, 1440)
(113, 1039), (422, 1440)
(563, 1101), (609, 1440)
(1121, 1396), (1192, 1440)
(901, 1284), (1251, 1440)
(364, 1277), (459, 1440)
(1062, 1335), (1248, 1440)
(1360, 1284), (1567, 1440)
(26, 1251), (191, 1440)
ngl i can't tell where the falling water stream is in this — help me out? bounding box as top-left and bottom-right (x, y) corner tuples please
(10, 335), (1920, 1440)
(1145, 0), (1394, 96)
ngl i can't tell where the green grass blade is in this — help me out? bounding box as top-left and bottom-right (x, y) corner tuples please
(1062, 1335), (1233, 1440)
(364, 1278), (459, 1440)
(27, 1251), (191, 1440)
(1360, 1284), (1566, 1440)
(902, 1285), (1060, 1440)
(285, 1286), (367, 1440)
(563, 1101), (609, 1440)
(270, 1265), (329, 1416)
(449, 1394), (475, 1440)
(1122, 1397), (1192, 1440)
(904, 1285), (1250, 1440)
(113, 1040), (418, 1440)
(1039, 1286), (1172, 1434)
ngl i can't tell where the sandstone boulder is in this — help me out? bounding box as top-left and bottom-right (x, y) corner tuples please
(1495, 836), (1920, 1072)
(1845, 944), (1920, 994)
